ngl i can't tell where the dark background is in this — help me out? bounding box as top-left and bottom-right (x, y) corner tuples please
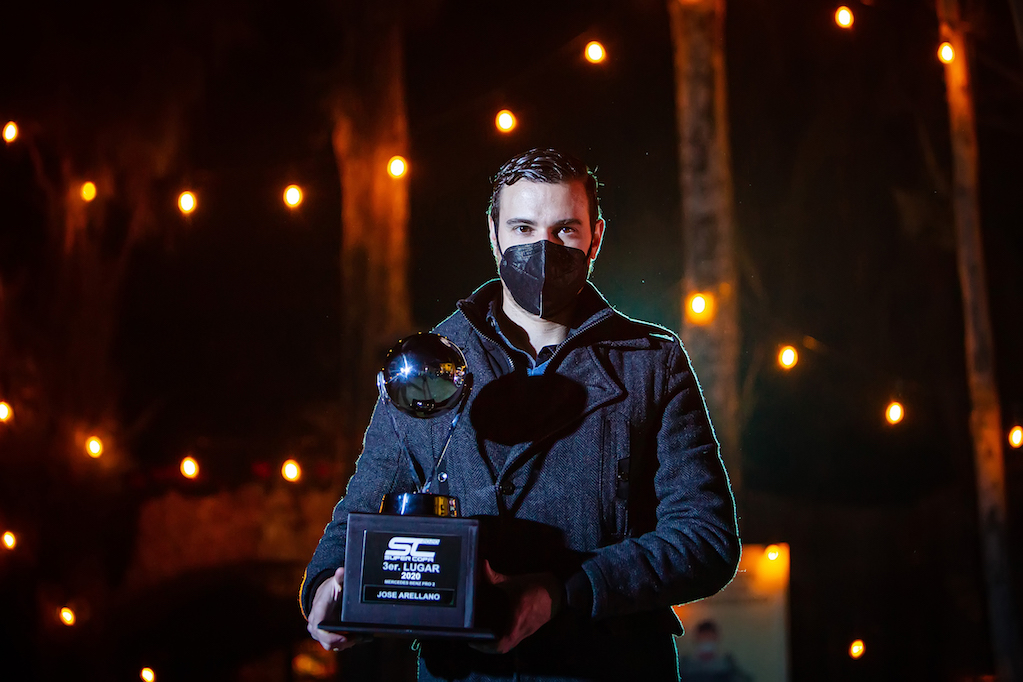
(2, 0), (1022, 679)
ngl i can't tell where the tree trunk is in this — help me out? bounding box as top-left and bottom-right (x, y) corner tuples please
(937, 1), (1023, 678)
(668, 0), (742, 504)
(332, 4), (413, 446)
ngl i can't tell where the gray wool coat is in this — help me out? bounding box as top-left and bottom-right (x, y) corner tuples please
(301, 281), (740, 681)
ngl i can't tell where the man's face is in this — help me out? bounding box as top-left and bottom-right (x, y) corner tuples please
(489, 180), (604, 265)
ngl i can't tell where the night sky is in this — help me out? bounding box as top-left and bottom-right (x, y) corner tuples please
(2, 0), (1023, 679)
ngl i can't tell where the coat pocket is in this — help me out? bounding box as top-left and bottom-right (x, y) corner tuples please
(600, 415), (631, 544)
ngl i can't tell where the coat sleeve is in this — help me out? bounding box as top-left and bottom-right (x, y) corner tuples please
(298, 399), (420, 618)
(576, 341), (740, 620)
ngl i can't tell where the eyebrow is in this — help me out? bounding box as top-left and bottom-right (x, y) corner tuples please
(504, 218), (583, 226)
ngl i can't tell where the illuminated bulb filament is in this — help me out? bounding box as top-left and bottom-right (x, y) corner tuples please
(388, 156), (407, 178)
(835, 6), (853, 28)
(939, 42), (955, 63)
(284, 184), (303, 207)
(1010, 426), (1023, 449)
(3, 121), (17, 143)
(0, 401), (11, 422)
(2, 532), (15, 550)
(849, 639), (865, 659)
(886, 402), (904, 425)
(585, 41), (606, 63)
(87, 437), (104, 458)
(282, 459), (301, 482)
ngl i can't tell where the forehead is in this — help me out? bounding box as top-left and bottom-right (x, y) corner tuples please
(497, 180), (589, 222)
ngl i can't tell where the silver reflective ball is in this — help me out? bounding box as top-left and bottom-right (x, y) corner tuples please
(378, 333), (468, 418)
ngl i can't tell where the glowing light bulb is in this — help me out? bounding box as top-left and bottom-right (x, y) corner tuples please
(685, 292), (715, 325)
(180, 456), (199, 479)
(387, 156), (407, 178)
(886, 401), (904, 425)
(1009, 426), (1023, 449)
(765, 544), (780, 561)
(495, 109), (517, 133)
(282, 459), (301, 482)
(585, 41), (606, 63)
(86, 436), (104, 458)
(939, 42), (955, 63)
(3, 121), (17, 143)
(59, 607), (76, 626)
(778, 346), (798, 369)
(849, 639), (865, 659)
(2, 532), (15, 550)
(835, 6), (853, 28)
(178, 191), (196, 214)
(284, 184), (303, 207)
(80, 181), (97, 202)
(140, 667), (156, 682)
(0, 401), (11, 422)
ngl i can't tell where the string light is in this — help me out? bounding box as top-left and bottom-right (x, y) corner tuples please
(2, 532), (15, 550)
(938, 42), (955, 63)
(59, 607), (76, 626)
(2, 121), (17, 143)
(495, 109), (517, 133)
(80, 181), (97, 202)
(180, 456), (199, 479)
(835, 6), (854, 28)
(685, 292), (715, 325)
(387, 156), (407, 178)
(778, 346), (798, 369)
(282, 459), (302, 482)
(283, 184), (303, 208)
(1010, 426), (1023, 449)
(585, 41), (606, 63)
(178, 191), (196, 214)
(849, 639), (865, 659)
(86, 436), (104, 458)
(0, 401), (11, 422)
(140, 667), (156, 682)
(886, 401), (904, 425)
(765, 544), (780, 561)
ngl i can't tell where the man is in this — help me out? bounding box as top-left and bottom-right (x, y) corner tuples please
(301, 148), (740, 681)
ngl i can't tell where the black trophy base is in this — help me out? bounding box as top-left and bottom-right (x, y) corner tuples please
(320, 622), (494, 641)
(338, 511), (490, 640)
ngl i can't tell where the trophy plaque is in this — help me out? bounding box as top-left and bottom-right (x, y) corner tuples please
(322, 333), (493, 640)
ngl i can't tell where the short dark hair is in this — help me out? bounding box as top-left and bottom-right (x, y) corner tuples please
(488, 148), (601, 231)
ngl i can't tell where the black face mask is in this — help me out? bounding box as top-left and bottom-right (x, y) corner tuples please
(498, 239), (589, 318)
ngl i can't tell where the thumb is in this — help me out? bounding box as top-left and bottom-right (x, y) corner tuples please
(483, 560), (505, 585)
(332, 567), (345, 598)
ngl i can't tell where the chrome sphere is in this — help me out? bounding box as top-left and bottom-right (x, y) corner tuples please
(378, 333), (468, 418)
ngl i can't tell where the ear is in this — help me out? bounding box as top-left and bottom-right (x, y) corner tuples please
(588, 218), (606, 262)
(489, 215), (502, 260)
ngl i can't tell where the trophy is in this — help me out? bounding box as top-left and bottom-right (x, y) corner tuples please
(324, 332), (492, 640)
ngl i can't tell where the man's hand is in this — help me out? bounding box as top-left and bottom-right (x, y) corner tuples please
(474, 560), (561, 655)
(306, 568), (366, 652)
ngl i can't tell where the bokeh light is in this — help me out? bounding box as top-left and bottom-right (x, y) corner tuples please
(0, 401), (11, 422)
(3, 121), (17, 143)
(585, 41), (606, 63)
(387, 156), (407, 178)
(1010, 426), (1023, 449)
(835, 6), (853, 28)
(140, 667), (156, 682)
(180, 456), (199, 479)
(778, 346), (798, 369)
(886, 401), (904, 425)
(178, 191), (196, 214)
(86, 436), (104, 458)
(765, 544), (780, 561)
(284, 184), (303, 207)
(849, 639), (865, 659)
(59, 607), (76, 626)
(80, 181), (97, 202)
(282, 459), (302, 482)
(938, 42), (955, 63)
(685, 292), (715, 325)
(2, 532), (15, 550)
(495, 109), (517, 133)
